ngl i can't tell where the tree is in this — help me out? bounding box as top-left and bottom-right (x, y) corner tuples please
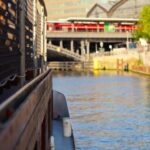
(133, 5), (150, 43)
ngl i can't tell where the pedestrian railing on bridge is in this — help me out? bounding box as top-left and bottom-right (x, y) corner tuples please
(47, 44), (84, 61)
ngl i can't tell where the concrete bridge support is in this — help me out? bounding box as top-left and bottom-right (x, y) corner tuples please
(60, 40), (63, 48)
(80, 40), (85, 55)
(48, 40), (52, 45)
(96, 43), (98, 52)
(70, 40), (74, 52)
(86, 40), (90, 60)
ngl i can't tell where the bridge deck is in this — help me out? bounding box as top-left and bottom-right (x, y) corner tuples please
(47, 32), (132, 40)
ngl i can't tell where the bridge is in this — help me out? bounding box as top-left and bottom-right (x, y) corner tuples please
(46, 31), (133, 62)
(47, 31), (132, 42)
(47, 44), (83, 61)
(47, 17), (138, 58)
(46, 31), (132, 62)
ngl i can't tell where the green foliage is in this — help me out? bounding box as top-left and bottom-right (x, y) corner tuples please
(132, 25), (143, 41)
(133, 5), (150, 42)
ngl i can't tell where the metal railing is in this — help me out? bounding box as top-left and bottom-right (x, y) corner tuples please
(47, 44), (83, 61)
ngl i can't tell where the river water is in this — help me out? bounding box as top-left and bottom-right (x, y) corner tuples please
(53, 71), (150, 150)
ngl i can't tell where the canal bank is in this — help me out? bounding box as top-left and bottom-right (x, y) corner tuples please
(48, 50), (150, 76)
(93, 50), (150, 76)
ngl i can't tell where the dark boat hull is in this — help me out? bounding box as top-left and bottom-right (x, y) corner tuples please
(52, 90), (75, 150)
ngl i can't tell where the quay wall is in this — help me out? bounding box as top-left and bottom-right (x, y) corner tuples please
(94, 51), (150, 75)
(48, 50), (150, 75)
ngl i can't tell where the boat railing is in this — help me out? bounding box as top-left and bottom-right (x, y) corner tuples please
(0, 69), (53, 149)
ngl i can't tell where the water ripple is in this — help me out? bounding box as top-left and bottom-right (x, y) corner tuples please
(53, 71), (150, 150)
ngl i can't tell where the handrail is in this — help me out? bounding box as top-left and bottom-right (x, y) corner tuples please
(0, 69), (52, 150)
(0, 69), (51, 124)
(47, 44), (83, 61)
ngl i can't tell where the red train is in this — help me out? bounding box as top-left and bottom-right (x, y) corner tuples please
(47, 17), (138, 32)
(47, 22), (137, 32)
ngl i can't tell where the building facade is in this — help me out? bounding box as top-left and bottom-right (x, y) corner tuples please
(45, 0), (150, 20)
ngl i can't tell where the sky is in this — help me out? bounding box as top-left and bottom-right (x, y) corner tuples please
(101, 0), (108, 3)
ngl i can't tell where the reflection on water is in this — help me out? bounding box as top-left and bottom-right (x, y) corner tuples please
(53, 71), (150, 150)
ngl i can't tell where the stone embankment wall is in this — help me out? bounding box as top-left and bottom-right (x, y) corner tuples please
(94, 50), (150, 75)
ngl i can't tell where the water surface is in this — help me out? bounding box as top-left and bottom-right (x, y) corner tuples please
(53, 71), (150, 150)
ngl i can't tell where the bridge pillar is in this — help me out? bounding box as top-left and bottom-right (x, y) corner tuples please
(60, 40), (63, 48)
(80, 40), (85, 55)
(48, 40), (52, 45)
(70, 40), (74, 52)
(96, 43), (98, 52)
(86, 41), (90, 60)
(126, 31), (129, 50)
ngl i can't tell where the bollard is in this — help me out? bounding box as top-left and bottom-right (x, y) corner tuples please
(63, 117), (72, 137)
(50, 136), (55, 150)
(124, 63), (129, 72)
